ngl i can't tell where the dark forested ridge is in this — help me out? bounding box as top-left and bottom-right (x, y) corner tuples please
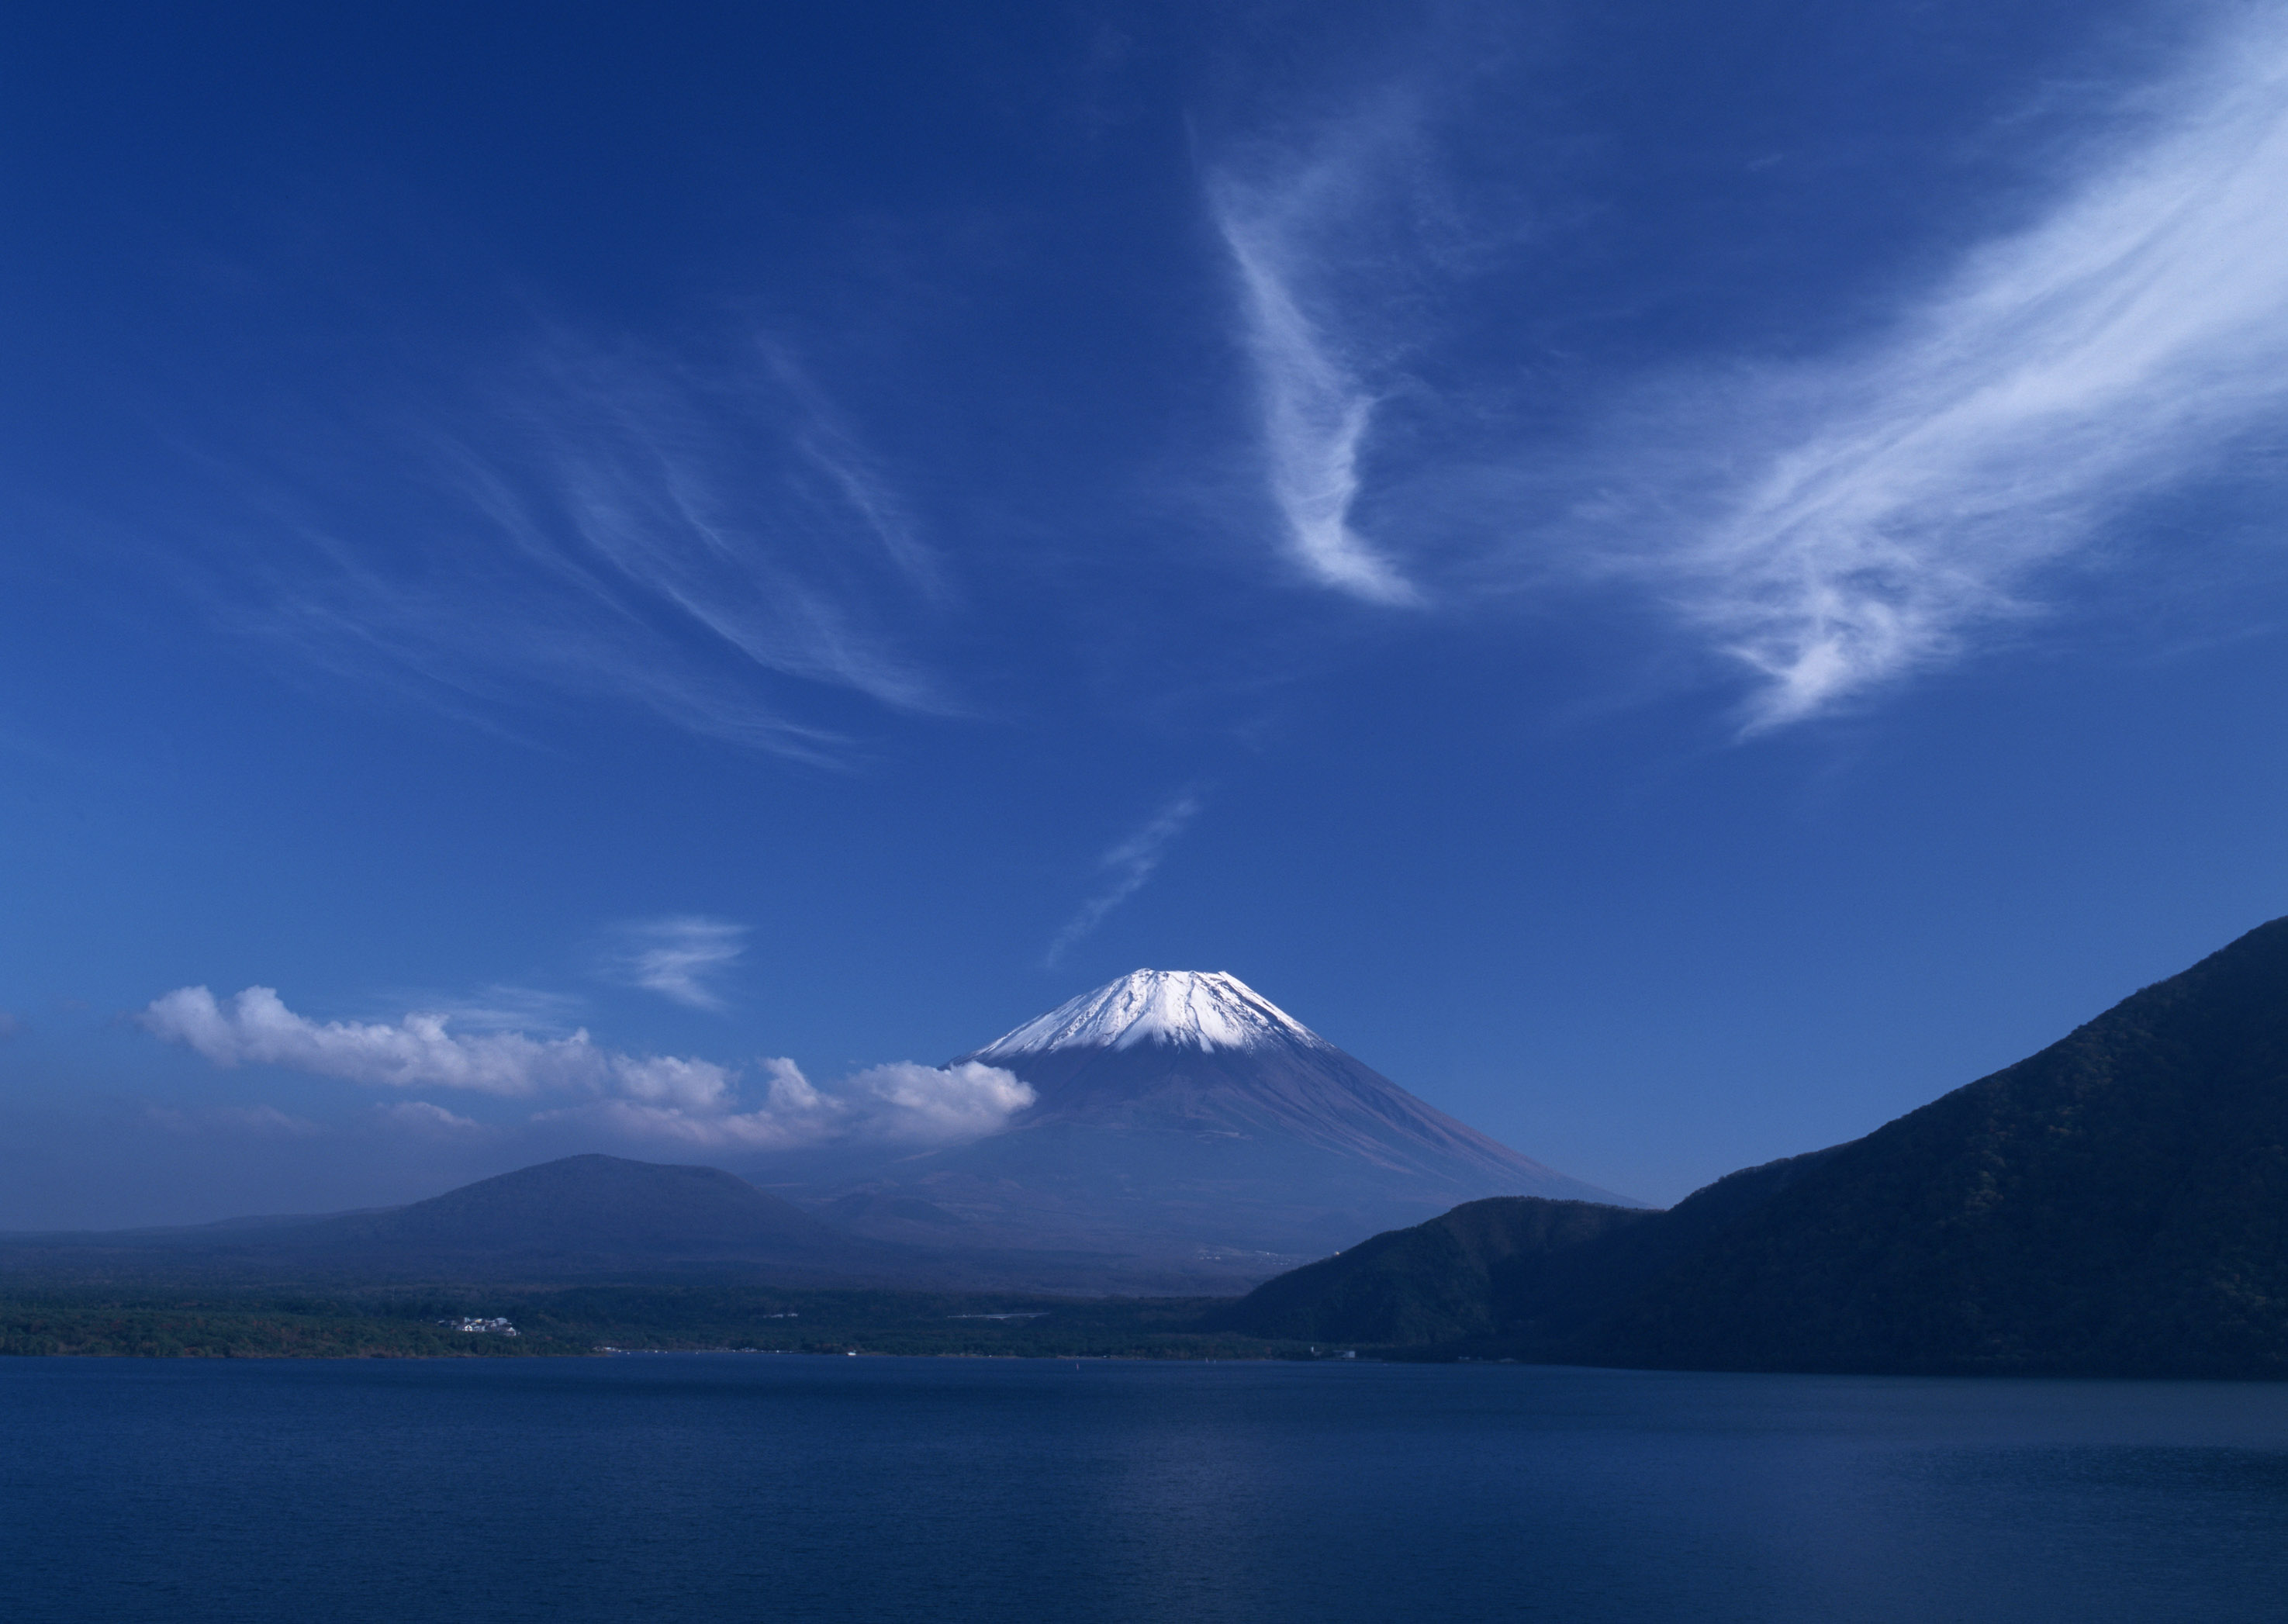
(1218, 916), (2288, 1379)
(1206, 1154), (1843, 1360)
(1594, 914), (2288, 1376)
(1201, 1197), (1654, 1345)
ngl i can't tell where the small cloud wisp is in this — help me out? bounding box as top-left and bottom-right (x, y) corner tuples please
(608, 916), (748, 1011)
(1045, 792), (1204, 966)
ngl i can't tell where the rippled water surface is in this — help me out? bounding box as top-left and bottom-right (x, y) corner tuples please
(5, 1355), (2286, 1622)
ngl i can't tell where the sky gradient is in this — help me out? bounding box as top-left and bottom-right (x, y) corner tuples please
(8, 0), (2288, 1226)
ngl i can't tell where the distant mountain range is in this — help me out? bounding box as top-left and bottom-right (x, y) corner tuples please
(2, 969), (1607, 1293)
(1214, 916), (2288, 1379)
(29, 914), (2288, 1382)
(0, 1156), (908, 1287)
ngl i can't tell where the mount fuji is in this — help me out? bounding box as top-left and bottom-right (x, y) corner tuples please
(810, 969), (1636, 1284)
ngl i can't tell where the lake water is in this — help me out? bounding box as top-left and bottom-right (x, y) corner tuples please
(4, 1355), (2286, 1622)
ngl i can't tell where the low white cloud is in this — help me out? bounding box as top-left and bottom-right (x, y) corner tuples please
(838, 1059), (1039, 1142)
(1045, 792), (1204, 966)
(606, 916), (746, 1011)
(137, 985), (1032, 1152)
(139, 986), (734, 1107)
(551, 1059), (1035, 1151)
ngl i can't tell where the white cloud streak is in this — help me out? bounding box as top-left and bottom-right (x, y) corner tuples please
(1204, 10), (2288, 727)
(217, 340), (955, 764)
(372, 1101), (486, 1135)
(607, 916), (747, 1011)
(137, 986), (1032, 1152)
(365, 985), (586, 1035)
(1045, 793), (1204, 966)
(1613, 16), (2288, 728)
(1211, 178), (1422, 606)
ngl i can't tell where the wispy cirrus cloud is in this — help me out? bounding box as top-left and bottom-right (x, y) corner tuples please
(1045, 791), (1204, 966)
(363, 984), (586, 1035)
(137, 984), (1032, 1151)
(206, 337), (956, 764)
(1208, 128), (1425, 607)
(1218, 6), (2288, 728)
(1441, 5), (2288, 732)
(1648, 15), (2288, 727)
(605, 916), (748, 1011)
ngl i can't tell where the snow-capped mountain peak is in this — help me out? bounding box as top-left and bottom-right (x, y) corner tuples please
(972, 969), (1323, 1058)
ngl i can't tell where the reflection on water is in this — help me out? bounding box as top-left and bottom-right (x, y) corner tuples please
(3, 1356), (2284, 1622)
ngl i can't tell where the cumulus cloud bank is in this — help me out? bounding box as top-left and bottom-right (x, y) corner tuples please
(137, 986), (1032, 1149)
(565, 1057), (1035, 1150)
(141, 985), (732, 1105)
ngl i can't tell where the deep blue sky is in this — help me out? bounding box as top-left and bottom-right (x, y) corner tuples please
(8, 0), (2288, 1225)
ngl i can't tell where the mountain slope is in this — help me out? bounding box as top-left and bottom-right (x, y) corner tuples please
(1588, 917), (2288, 1377)
(1209, 1149), (1839, 1350)
(1207, 1196), (1656, 1344)
(821, 969), (1633, 1270)
(2, 1156), (910, 1284)
(296, 1155), (858, 1263)
(1215, 916), (2288, 1378)
(960, 969), (1573, 1189)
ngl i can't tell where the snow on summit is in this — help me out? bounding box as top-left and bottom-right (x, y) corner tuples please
(974, 969), (1324, 1057)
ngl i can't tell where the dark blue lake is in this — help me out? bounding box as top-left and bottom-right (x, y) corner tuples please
(5, 1355), (2286, 1622)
